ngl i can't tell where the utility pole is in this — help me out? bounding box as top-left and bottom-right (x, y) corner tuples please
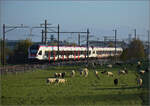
(113, 29), (117, 63)
(134, 29), (136, 40)
(78, 33), (80, 46)
(57, 24), (60, 62)
(128, 34), (132, 43)
(148, 30), (150, 63)
(44, 20), (47, 45)
(87, 28), (89, 66)
(42, 30), (44, 44)
(2, 24), (5, 66)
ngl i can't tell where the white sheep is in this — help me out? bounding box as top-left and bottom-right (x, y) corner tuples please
(54, 73), (58, 78)
(137, 61), (141, 65)
(118, 70), (126, 75)
(137, 78), (142, 87)
(71, 70), (75, 77)
(139, 70), (145, 74)
(83, 68), (88, 77)
(58, 73), (62, 78)
(80, 71), (84, 76)
(56, 79), (67, 83)
(107, 72), (113, 77)
(95, 70), (98, 76)
(95, 70), (100, 79)
(47, 78), (56, 84)
(107, 64), (112, 68)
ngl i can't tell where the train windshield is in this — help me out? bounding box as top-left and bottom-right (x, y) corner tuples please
(30, 45), (39, 55)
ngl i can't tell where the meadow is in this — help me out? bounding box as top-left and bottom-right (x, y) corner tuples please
(0, 63), (149, 106)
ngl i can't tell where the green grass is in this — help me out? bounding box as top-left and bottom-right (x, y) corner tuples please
(0, 65), (149, 105)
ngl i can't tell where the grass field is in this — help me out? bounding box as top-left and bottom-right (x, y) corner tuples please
(0, 63), (149, 105)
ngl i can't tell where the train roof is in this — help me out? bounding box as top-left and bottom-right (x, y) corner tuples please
(30, 44), (123, 51)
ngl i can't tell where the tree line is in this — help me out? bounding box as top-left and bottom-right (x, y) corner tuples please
(0, 39), (32, 65)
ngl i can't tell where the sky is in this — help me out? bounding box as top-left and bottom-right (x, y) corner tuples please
(0, 0), (150, 44)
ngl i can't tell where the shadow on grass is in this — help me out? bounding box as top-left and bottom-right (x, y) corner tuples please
(93, 86), (139, 90)
(1, 93), (142, 105)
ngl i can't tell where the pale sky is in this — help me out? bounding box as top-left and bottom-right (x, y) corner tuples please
(0, 0), (149, 43)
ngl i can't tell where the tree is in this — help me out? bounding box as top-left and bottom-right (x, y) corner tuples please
(108, 42), (114, 47)
(120, 39), (145, 61)
(120, 48), (129, 61)
(128, 39), (145, 59)
(0, 39), (12, 65)
(12, 39), (33, 63)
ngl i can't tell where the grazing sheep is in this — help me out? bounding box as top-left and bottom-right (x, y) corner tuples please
(83, 68), (88, 77)
(107, 72), (113, 77)
(137, 61), (141, 65)
(139, 70), (145, 74)
(118, 70), (126, 75)
(56, 79), (66, 83)
(62, 72), (66, 78)
(80, 71), (84, 76)
(54, 73), (58, 78)
(124, 68), (128, 74)
(71, 70), (75, 77)
(47, 78), (56, 84)
(137, 61), (141, 69)
(137, 78), (142, 87)
(58, 73), (62, 78)
(114, 79), (118, 86)
(107, 64), (112, 68)
(95, 70), (100, 79)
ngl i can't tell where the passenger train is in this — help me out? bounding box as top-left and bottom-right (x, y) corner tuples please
(28, 44), (123, 61)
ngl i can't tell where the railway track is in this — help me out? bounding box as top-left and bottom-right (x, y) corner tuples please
(0, 59), (110, 75)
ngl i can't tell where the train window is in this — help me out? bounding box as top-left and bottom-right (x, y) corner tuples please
(38, 51), (42, 55)
(93, 51), (95, 54)
(89, 51), (91, 55)
(45, 51), (49, 57)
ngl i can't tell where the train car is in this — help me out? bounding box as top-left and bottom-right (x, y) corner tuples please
(28, 44), (123, 61)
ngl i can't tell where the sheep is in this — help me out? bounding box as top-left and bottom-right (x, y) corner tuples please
(114, 79), (118, 86)
(139, 70), (145, 74)
(107, 64), (112, 68)
(80, 71), (84, 76)
(107, 72), (113, 77)
(137, 61), (141, 65)
(71, 70), (75, 77)
(58, 73), (62, 78)
(137, 61), (141, 69)
(137, 78), (142, 88)
(62, 72), (66, 78)
(95, 70), (100, 79)
(124, 68), (128, 74)
(56, 79), (67, 84)
(118, 70), (126, 75)
(83, 68), (88, 77)
(54, 73), (58, 78)
(47, 78), (56, 84)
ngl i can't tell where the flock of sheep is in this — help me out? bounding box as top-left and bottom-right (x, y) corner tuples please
(46, 61), (148, 88)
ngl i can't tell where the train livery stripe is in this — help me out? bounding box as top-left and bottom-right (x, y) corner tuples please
(74, 51), (76, 60)
(62, 51), (64, 61)
(49, 50), (51, 62)
(78, 51), (80, 60)
(54, 51), (55, 61)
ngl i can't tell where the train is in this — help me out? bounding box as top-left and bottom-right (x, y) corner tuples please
(28, 44), (123, 61)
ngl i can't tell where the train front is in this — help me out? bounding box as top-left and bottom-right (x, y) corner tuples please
(28, 44), (40, 61)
